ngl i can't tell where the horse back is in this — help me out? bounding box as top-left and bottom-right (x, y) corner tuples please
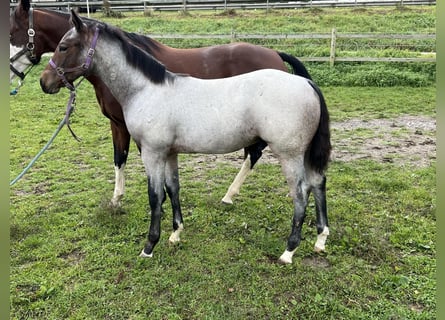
(159, 42), (288, 79)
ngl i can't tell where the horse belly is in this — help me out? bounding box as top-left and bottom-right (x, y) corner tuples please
(173, 118), (258, 154)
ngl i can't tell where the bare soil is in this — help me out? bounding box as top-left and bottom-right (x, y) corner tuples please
(183, 115), (436, 169)
(330, 115), (436, 167)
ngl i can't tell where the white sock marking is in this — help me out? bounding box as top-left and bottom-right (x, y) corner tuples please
(279, 249), (296, 264)
(314, 226), (330, 252)
(111, 164), (125, 206)
(221, 157), (251, 204)
(139, 249), (153, 258)
(168, 223), (184, 243)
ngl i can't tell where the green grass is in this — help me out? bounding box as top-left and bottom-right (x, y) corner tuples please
(85, 6), (437, 87)
(95, 7), (436, 34)
(10, 7), (435, 319)
(10, 64), (435, 319)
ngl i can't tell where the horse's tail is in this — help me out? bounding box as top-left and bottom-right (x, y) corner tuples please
(307, 80), (331, 173)
(277, 51), (312, 80)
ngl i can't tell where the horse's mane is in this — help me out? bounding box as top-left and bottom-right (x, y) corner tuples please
(124, 32), (161, 56)
(94, 21), (170, 84)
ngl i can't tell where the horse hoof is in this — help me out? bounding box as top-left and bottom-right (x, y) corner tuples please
(168, 233), (181, 243)
(168, 224), (184, 243)
(110, 202), (121, 208)
(278, 250), (294, 264)
(314, 227), (329, 253)
(221, 196), (233, 205)
(139, 249), (153, 258)
(110, 199), (121, 208)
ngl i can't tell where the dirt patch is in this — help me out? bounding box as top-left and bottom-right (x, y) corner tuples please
(182, 115), (436, 169)
(302, 255), (331, 268)
(58, 248), (85, 265)
(330, 115), (436, 167)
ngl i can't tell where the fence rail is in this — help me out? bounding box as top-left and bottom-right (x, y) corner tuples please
(150, 30), (436, 65)
(10, 0), (436, 12)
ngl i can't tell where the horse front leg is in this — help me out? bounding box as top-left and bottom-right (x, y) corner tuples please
(140, 153), (166, 258)
(164, 154), (184, 243)
(110, 122), (131, 207)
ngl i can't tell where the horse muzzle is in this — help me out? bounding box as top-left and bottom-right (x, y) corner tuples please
(39, 71), (62, 94)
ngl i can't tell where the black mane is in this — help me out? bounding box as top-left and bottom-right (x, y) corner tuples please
(124, 32), (161, 56)
(95, 21), (170, 84)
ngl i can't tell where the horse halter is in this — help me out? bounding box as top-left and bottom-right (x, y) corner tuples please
(49, 27), (100, 92)
(9, 7), (39, 80)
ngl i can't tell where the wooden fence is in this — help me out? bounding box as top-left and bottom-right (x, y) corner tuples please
(10, 0), (437, 12)
(149, 30), (436, 65)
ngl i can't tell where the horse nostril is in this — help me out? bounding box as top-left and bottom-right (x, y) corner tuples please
(39, 78), (48, 93)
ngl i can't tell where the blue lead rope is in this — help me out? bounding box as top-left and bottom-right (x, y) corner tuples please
(10, 90), (79, 186)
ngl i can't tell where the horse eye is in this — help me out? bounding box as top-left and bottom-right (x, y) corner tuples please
(59, 46), (68, 52)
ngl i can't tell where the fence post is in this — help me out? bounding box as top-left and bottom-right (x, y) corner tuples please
(330, 28), (337, 67)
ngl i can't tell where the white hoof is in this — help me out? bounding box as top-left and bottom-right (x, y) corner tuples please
(110, 195), (123, 208)
(314, 227), (329, 253)
(278, 250), (295, 264)
(221, 195), (233, 205)
(139, 250), (153, 258)
(168, 224), (184, 243)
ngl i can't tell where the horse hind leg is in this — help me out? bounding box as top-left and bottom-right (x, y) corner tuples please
(277, 156), (311, 264)
(311, 174), (329, 253)
(221, 156), (251, 205)
(221, 140), (267, 204)
(279, 166), (330, 263)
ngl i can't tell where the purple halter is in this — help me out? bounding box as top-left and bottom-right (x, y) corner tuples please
(49, 27), (99, 91)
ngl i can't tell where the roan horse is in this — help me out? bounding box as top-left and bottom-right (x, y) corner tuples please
(40, 11), (331, 264)
(10, 0), (313, 207)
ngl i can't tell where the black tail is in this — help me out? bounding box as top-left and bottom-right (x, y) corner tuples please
(277, 52), (312, 80)
(307, 80), (331, 173)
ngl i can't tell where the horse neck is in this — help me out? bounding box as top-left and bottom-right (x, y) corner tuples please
(34, 10), (72, 55)
(92, 38), (159, 106)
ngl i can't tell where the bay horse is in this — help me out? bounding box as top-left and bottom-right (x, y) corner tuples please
(40, 11), (331, 264)
(10, 0), (313, 207)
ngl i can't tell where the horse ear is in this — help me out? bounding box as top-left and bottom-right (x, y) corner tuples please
(17, 0), (31, 14)
(69, 9), (84, 32)
(21, 0), (31, 12)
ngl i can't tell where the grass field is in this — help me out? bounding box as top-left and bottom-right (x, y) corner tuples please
(10, 6), (435, 319)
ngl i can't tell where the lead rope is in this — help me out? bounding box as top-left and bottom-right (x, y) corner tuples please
(10, 78), (84, 186)
(10, 64), (36, 95)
